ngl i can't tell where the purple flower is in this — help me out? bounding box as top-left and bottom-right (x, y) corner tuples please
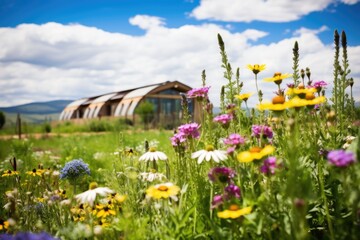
(226, 146), (236, 155)
(0, 232), (59, 240)
(60, 159), (90, 180)
(252, 125), (273, 139)
(224, 184), (241, 199)
(287, 83), (295, 88)
(223, 133), (245, 146)
(177, 122), (200, 139)
(187, 86), (210, 99)
(313, 80), (327, 91)
(170, 132), (187, 146)
(211, 195), (224, 209)
(213, 114), (233, 125)
(208, 167), (236, 184)
(260, 156), (277, 175)
(327, 150), (356, 167)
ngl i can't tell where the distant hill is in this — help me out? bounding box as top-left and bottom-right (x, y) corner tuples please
(0, 100), (72, 115)
(0, 100), (72, 125)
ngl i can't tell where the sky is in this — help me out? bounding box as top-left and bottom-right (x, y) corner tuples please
(0, 0), (359, 108)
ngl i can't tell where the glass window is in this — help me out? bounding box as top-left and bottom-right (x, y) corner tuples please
(158, 89), (182, 95)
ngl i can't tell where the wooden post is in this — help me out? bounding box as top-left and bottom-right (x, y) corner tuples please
(16, 113), (21, 139)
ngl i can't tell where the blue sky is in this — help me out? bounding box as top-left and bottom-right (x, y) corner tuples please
(1, 0), (360, 45)
(0, 0), (359, 107)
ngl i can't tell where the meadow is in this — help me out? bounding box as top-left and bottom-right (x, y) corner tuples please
(0, 31), (359, 239)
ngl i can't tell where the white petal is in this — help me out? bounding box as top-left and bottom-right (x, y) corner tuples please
(205, 152), (212, 161)
(216, 151), (227, 161)
(197, 152), (206, 164)
(157, 152), (168, 160)
(191, 150), (205, 159)
(212, 152), (220, 163)
(94, 187), (114, 196)
(139, 152), (149, 161)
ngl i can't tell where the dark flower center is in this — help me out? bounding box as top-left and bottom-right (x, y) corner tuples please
(219, 175), (228, 183)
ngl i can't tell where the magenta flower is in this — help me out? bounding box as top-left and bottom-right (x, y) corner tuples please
(226, 146), (236, 155)
(177, 122), (200, 139)
(213, 114), (233, 125)
(252, 125), (273, 139)
(313, 80), (327, 92)
(224, 184), (241, 199)
(208, 167), (236, 184)
(211, 195), (224, 209)
(260, 156), (277, 175)
(287, 83), (295, 88)
(187, 86), (210, 99)
(224, 133), (245, 146)
(170, 132), (187, 146)
(327, 150), (356, 167)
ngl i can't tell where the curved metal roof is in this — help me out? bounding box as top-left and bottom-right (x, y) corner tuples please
(91, 93), (118, 104)
(123, 84), (160, 100)
(66, 98), (90, 108)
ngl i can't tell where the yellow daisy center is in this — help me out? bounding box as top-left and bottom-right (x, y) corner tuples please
(250, 147), (262, 153)
(149, 147), (157, 152)
(205, 145), (214, 151)
(229, 204), (239, 211)
(89, 182), (98, 190)
(158, 185), (169, 191)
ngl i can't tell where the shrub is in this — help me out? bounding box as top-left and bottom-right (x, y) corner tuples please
(0, 111), (5, 129)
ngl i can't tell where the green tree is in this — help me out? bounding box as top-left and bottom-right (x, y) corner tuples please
(135, 101), (155, 129)
(0, 111), (5, 129)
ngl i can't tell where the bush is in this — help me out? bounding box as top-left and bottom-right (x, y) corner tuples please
(0, 111), (5, 129)
(135, 101), (154, 128)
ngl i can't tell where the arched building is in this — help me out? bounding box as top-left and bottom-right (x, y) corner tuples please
(59, 81), (202, 127)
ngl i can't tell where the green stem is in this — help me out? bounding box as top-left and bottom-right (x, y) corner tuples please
(318, 161), (335, 239)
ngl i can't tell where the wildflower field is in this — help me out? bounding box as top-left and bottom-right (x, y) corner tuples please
(1, 31), (359, 239)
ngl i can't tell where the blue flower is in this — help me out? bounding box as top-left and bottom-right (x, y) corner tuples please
(0, 232), (58, 240)
(60, 159), (90, 180)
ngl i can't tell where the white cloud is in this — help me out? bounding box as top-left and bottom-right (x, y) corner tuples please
(341, 0), (360, 4)
(191, 0), (356, 22)
(0, 17), (359, 109)
(293, 25), (330, 36)
(129, 15), (165, 30)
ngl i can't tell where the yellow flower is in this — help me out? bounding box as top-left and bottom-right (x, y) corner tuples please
(95, 218), (110, 228)
(257, 101), (289, 112)
(247, 64), (266, 75)
(217, 205), (252, 219)
(124, 148), (137, 156)
(264, 72), (292, 84)
(26, 168), (43, 177)
(71, 203), (89, 215)
(146, 182), (180, 201)
(235, 92), (254, 102)
(286, 87), (316, 96)
(107, 193), (126, 205)
(96, 204), (116, 218)
(73, 214), (85, 222)
(287, 96), (326, 108)
(0, 219), (9, 230)
(237, 145), (275, 163)
(2, 170), (19, 177)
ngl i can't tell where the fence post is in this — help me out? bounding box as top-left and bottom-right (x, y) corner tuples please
(16, 113), (21, 139)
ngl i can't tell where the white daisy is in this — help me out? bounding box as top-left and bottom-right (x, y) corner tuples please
(139, 170), (166, 182)
(191, 145), (227, 164)
(75, 183), (114, 206)
(139, 147), (168, 162)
